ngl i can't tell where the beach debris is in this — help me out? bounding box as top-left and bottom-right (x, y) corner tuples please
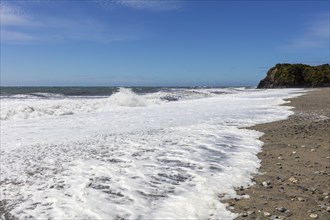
(309, 213), (318, 219)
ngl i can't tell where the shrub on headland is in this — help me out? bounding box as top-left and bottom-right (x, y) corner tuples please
(257, 63), (330, 88)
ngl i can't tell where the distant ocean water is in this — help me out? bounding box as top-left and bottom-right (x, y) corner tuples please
(0, 87), (304, 219)
(0, 86), (238, 98)
(0, 86), (164, 98)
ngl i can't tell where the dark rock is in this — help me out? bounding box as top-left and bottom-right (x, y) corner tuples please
(277, 207), (287, 212)
(270, 215), (278, 220)
(241, 212), (248, 217)
(284, 209), (292, 217)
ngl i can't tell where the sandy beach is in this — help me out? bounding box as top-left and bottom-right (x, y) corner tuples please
(228, 88), (330, 219)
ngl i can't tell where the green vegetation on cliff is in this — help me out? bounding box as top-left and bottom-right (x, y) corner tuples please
(257, 63), (330, 88)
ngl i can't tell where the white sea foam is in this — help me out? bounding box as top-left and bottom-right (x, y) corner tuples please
(0, 88), (232, 120)
(0, 88), (149, 120)
(0, 88), (304, 219)
(108, 88), (147, 107)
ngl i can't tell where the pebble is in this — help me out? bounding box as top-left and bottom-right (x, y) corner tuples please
(242, 206), (249, 211)
(247, 210), (254, 215)
(284, 210), (292, 217)
(288, 177), (299, 183)
(326, 206), (330, 212)
(309, 213), (318, 219)
(241, 212), (248, 217)
(262, 181), (271, 188)
(297, 197), (305, 201)
(276, 176), (284, 182)
(311, 149), (316, 152)
(277, 207), (287, 212)
(270, 215), (278, 220)
(264, 212), (271, 217)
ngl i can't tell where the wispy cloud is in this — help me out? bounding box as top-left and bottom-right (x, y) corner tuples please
(0, 2), (146, 44)
(1, 30), (40, 42)
(284, 12), (329, 50)
(0, 3), (44, 42)
(1, 4), (35, 26)
(97, 0), (181, 11)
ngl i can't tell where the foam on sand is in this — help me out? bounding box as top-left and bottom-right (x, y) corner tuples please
(0, 88), (304, 219)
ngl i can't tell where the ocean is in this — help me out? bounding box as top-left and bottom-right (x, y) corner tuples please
(0, 87), (304, 219)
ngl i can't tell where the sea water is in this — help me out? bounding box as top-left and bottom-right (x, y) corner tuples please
(0, 87), (304, 219)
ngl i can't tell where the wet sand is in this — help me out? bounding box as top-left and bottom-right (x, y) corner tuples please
(227, 88), (330, 220)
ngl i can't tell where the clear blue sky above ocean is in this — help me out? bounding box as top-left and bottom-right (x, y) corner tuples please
(1, 0), (329, 86)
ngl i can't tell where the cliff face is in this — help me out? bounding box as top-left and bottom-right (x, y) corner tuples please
(257, 63), (330, 88)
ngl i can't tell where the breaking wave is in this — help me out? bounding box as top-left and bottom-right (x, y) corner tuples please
(0, 87), (251, 121)
(108, 88), (147, 107)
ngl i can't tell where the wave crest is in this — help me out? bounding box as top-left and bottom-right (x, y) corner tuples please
(108, 88), (147, 107)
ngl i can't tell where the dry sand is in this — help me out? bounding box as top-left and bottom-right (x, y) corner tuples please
(226, 88), (330, 220)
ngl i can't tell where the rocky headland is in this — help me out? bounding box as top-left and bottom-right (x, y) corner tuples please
(257, 63), (330, 88)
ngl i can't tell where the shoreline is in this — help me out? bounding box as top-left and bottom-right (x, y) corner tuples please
(1, 88), (328, 219)
(227, 88), (330, 219)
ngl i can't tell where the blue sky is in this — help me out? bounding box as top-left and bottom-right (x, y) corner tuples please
(1, 0), (329, 86)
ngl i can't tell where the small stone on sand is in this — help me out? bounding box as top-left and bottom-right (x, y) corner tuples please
(309, 213), (318, 219)
(288, 177), (299, 183)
